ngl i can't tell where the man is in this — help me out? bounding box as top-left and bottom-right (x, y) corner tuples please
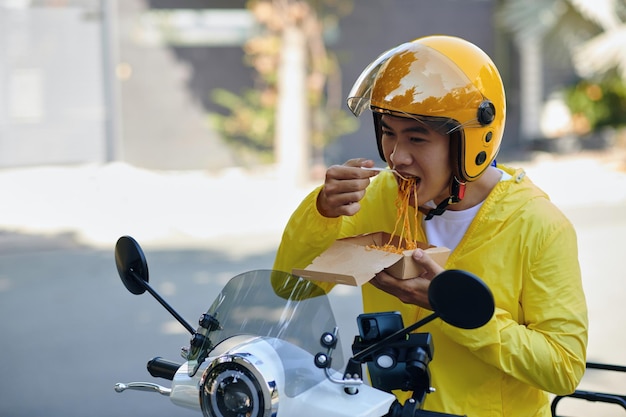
(274, 35), (588, 416)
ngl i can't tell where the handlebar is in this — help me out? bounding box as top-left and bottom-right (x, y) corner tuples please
(550, 362), (626, 417)
(146, 357), (181, 380)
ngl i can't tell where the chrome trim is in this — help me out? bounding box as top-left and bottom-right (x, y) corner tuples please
(114, 382), (171, 396)
(200, 352), (278, 417)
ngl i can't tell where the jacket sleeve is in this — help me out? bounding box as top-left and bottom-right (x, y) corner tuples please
(439, 219), (588, 395)
(273, 185), (343, 274)
(273, 174), (399, 274)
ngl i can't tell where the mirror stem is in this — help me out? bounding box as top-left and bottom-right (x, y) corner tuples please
(131, 270), (196, 335)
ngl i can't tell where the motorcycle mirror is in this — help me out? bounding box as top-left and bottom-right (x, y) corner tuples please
(428, 269), (494, 329)
(114, 235), (196, 335)
(115, 235), (149, 295)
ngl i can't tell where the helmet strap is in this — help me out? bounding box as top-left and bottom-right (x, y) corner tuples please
(423, 177), (466, 221)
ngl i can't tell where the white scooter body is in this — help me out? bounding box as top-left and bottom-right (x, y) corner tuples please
(169, 336), (395, 417)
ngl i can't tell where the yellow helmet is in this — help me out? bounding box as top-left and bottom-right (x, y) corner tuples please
(347, 35), (506, 182)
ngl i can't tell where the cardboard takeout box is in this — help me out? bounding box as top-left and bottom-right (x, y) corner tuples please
(293, 232), (450, 286)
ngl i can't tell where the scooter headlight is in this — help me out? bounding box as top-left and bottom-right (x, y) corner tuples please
(200, 352), (277, 417)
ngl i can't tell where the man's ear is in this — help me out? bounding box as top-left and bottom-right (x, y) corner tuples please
(372, 112), (386, 162)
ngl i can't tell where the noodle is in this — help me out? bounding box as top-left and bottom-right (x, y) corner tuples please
(370, 177), (419, 254)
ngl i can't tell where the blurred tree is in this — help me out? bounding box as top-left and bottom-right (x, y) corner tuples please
(499, 0), (626, 78)
(498, 0), (599, 66)
(210, 0), (357, 181)
(564, 71), (626, 134)
(568, 0), (626, 80)
(498, 0), (626, 139)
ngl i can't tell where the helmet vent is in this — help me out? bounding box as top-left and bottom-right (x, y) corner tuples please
(477, 101), (496, 126)
(475, 151), (487, 166)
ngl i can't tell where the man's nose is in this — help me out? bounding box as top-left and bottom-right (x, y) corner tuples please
(390, 141), (413, 167)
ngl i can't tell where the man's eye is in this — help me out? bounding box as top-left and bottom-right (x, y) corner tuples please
(381, 130), (394, 137)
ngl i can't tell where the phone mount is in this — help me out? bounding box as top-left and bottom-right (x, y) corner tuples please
(315, 269), (494, 408)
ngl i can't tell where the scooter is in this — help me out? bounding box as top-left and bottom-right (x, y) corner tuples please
(113, 235), (495, 417)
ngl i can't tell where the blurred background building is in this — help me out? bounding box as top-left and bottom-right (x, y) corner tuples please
(1, 0), (624, 175)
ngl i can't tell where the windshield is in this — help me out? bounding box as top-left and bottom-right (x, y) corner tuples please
(187, 270), (345, 383)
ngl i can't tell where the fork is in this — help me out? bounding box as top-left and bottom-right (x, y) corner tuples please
(361, 166), (411, 181)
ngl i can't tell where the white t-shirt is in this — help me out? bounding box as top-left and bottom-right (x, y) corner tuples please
(424, 169), (511, 252)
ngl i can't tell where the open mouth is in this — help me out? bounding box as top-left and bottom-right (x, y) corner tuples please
(394, 174), (420, 208)
(396, 173), (420, 194)
(396, 172), (420, 184)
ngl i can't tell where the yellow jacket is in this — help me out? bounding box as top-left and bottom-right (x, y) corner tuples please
(274, 165), (588, 417)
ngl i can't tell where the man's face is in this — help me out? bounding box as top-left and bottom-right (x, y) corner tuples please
(380, 114), (452, 207)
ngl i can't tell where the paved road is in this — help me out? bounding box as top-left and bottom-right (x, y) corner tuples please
(0, 234), (363, 417)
